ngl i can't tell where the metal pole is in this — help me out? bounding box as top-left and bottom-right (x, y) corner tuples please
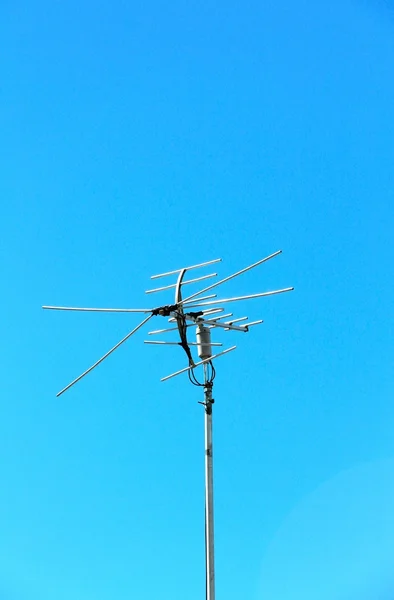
(203, 362), (215, 600)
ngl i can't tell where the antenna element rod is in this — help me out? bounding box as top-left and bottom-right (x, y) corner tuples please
(146, 272), (217, 294)
(151, 258), (222, 279)
(56, 315), (153, 397)
(160, 347), (236, 381)
(180, 250), (282, 304)
(42, 306), (152, 313)
(185, 287), (294, 308)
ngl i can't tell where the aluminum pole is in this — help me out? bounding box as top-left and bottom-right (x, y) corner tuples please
(203, 362), (215, 600)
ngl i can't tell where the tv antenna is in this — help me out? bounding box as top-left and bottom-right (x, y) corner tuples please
(43, 250), (293, 600)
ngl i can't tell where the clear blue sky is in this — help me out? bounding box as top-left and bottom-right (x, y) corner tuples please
(1, 0), (393, 598)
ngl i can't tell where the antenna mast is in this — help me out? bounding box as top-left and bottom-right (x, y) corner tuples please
(43, 251), (293, 599)
(197, 323), (216, 600)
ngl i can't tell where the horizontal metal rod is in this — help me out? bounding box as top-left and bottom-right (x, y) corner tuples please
(180, 250), (282, 305)
(224, 316), (248, 324)
(240, 319), (264, 328)
(42, 305), (152, 313)
(151, 258), (222, 280)
(185, 287), (294, 308)
(56, 314), (153, 397)
(206, 324), (244, 332)
(145, 273), (217, 294)
(185, 315), (248, 332)
(144, 341), (222, 346)
(148, 324), (194, 335)
(182, 294), (217, 305)
(161, 346), (236, 381)
(202, 312), (233, 323)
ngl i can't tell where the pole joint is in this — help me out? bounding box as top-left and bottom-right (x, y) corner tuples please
(198, 399), (214, 413)
(198, 380), (214, 414)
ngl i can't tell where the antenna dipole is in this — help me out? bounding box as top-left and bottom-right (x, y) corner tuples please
(42, 251), (293, 599)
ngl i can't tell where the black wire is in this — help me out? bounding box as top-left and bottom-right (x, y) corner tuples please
(188, 366), (204, 386)
(175, 309), (216, 388)
(177, 312), (194, 366)
(209, 361), (216, 382)
(188, 360), (216, 387)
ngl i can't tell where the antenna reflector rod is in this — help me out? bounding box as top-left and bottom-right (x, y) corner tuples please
(151, 258), (222, 280)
